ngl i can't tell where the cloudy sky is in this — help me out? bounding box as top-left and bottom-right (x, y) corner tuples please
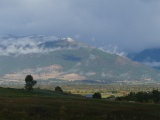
(0, 0), (160, 52)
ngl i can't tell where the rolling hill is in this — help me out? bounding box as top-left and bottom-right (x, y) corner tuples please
(0, 87), (160, 120)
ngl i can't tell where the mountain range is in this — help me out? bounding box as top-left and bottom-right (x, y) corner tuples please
(0, 35), (160, 85)
(128, 48), (160, 70)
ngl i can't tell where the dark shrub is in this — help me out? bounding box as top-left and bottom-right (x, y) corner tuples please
(93, 92), (101, 99)
(55, 86), (63, 92)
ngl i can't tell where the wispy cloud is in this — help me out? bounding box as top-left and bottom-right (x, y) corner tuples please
(0, 35), (59, 56)
(99, 45), (127, 56)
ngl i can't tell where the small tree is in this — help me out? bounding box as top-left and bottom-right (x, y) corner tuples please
(55, 86), (63, 92)
(25, 75), (37, 90)
(93, 92), (101, 99)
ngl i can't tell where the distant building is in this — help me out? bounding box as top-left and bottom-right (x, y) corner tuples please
(86, 94), (93, 98)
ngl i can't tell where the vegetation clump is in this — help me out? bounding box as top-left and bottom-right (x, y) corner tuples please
(55, 86), (63, 92)
(25, 75), (37, 91)
(93, 92), (101, 99)
(117, 89), (160, 103)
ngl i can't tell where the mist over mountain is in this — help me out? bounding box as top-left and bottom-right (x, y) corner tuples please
(99, 45), (127, 57)
(0, 35), (59, 56)
(0, 35), (159, 85)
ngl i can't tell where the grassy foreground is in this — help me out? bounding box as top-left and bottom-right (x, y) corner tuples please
(0, 87), (160, 120)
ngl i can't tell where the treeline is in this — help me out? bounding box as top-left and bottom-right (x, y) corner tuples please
(117, 89), (160, 103)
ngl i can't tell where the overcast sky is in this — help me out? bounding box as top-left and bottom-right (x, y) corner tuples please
(0, 0), (160, 52)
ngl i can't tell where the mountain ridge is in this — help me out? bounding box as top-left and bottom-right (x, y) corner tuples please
(128, 48), (160, 69)
(0, 35), (159, 84)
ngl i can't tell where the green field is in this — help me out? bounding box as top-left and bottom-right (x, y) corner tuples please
(0, 87), (159, 120)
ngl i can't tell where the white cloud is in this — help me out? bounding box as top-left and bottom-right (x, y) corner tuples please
(99, 45), (127, 57)
(0, 35), (59, 56)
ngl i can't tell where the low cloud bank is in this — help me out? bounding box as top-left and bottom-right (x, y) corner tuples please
(0, 35), (59, 56)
